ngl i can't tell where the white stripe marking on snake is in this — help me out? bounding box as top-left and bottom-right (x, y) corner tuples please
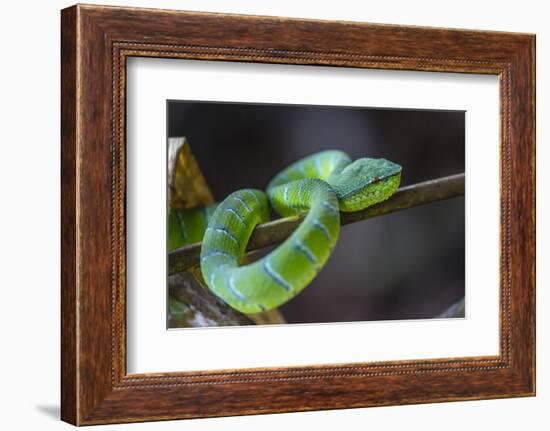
(295, 240), (319, 267)
(208, 263), (231, 287)
(244, 190), (262, 210)
(225, 207), (246, 226)
(228, 275), (246, 301)
(321, 201), (339, 213)
(231, 195), (251, 212)
(201, 250), (234, 262)
(263, 260), (293, 292)
(284, 185), (290, 207)
(313, 219), (331, 241)
(212, 227), (240, 247)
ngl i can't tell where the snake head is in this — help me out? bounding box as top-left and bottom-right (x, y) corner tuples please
(330, 158), (402, 212)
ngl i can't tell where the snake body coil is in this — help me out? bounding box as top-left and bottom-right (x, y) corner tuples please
(169, 150), (402, 314)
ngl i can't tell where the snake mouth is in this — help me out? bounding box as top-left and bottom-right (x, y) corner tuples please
(337, 171), (402, 212)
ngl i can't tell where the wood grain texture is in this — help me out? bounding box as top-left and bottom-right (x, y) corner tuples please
(60, 4), (536, 425)
(60, 6), (78, 425)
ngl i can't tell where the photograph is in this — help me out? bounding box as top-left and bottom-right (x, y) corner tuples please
(166, 101), (466, 328)
(54, 3), (536, 425)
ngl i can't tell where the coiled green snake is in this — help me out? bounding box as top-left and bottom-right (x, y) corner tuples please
(168, 150), (402, 314)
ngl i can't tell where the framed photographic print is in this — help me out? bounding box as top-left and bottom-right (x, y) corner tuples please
(61, 4), (535, 425)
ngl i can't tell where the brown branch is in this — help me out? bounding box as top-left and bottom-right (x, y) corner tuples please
(169, 173), (465, 275)
(168, 272), (255, 327)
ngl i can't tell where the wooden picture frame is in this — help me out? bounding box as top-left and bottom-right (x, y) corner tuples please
(61, 4), (535, 425)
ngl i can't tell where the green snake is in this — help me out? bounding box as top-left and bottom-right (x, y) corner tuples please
(169, 150), (402, 314)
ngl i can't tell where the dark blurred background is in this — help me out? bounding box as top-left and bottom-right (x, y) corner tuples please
(168, 100), (465, 324)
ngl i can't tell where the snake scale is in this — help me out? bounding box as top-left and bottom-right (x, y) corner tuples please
(168, 150), (402, 314)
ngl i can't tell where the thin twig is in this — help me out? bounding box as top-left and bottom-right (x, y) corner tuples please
(169, 173), (465, 275)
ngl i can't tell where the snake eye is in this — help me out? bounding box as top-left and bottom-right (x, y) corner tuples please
(372, 176), (380, 183)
